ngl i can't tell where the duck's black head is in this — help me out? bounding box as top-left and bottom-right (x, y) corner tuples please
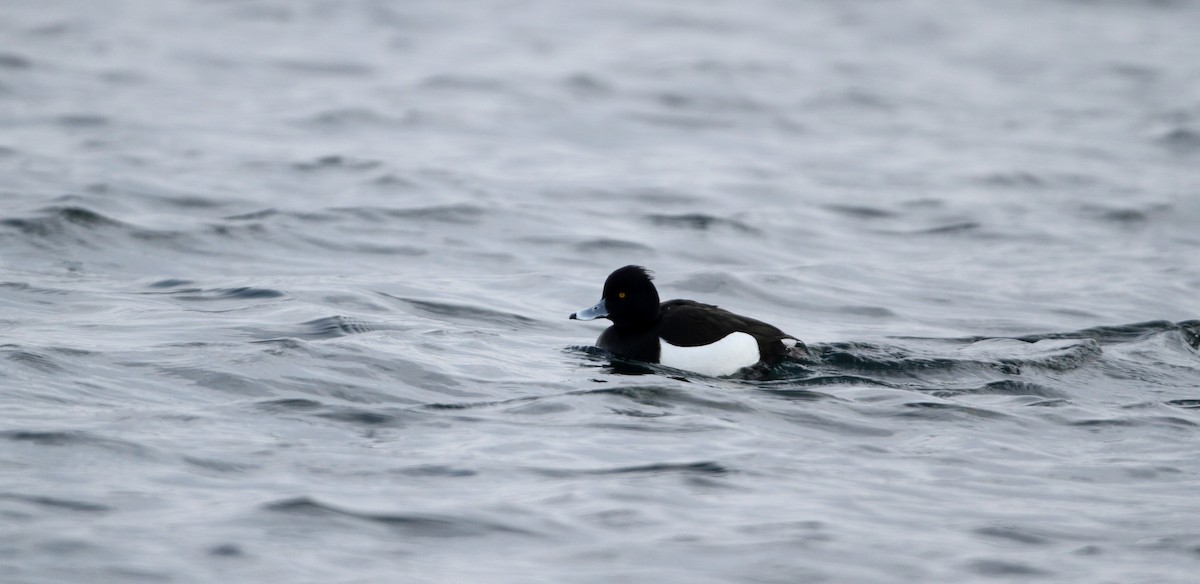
(570, 265), (660, 329)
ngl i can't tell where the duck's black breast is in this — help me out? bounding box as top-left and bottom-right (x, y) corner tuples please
(656, 299), (799, 362)
(596, 325), (660, 363)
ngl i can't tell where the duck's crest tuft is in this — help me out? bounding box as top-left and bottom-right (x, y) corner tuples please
(614, 265), (654, 281)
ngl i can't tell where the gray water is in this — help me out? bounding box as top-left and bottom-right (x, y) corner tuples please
(3, 0), (1200, 582)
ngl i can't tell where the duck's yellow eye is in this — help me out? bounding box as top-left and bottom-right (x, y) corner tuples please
(618, 292), (626, 299)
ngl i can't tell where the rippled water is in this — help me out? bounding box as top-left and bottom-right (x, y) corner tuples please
(3, 0), (1200, 582)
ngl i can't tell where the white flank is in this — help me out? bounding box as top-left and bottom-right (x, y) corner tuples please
(659, 332), (761, 377)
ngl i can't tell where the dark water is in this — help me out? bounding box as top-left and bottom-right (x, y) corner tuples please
(3, 0), (1200, 582)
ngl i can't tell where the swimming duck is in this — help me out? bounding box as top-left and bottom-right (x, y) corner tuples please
(570, 266), (803, 376)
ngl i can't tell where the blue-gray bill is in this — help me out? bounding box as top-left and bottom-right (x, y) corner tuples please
(569, 299), (608, 320)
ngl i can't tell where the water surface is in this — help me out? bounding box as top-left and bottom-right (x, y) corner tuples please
(2, 0), (1200, 582)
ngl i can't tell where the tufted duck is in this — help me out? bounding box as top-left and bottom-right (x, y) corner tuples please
(570, 266), (804, 376)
